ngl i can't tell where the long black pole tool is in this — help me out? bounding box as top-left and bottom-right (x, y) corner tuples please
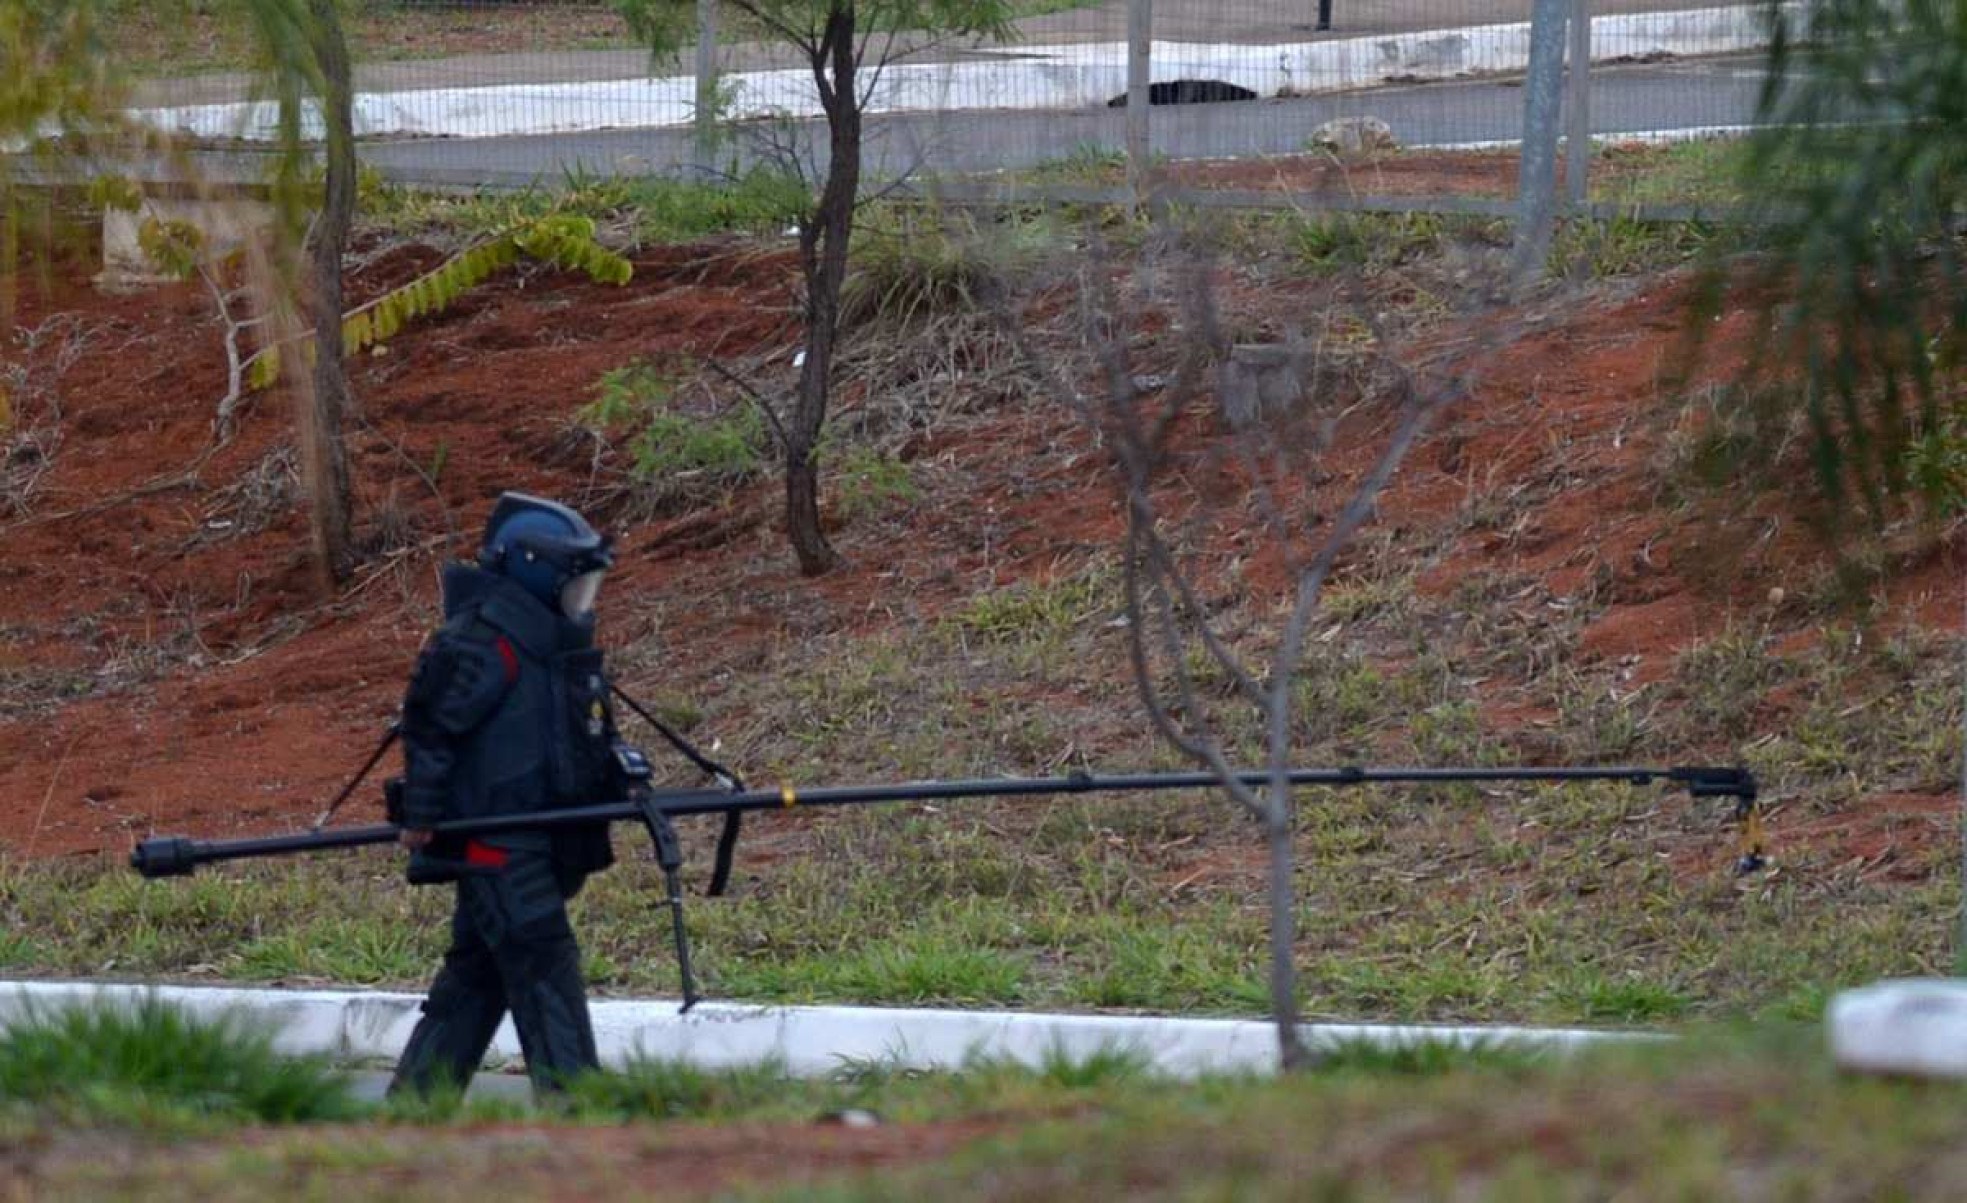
(132, 763), (1760, 879)
(131, 763), (1760, 1013)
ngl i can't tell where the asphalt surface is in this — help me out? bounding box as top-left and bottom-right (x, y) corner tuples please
(341, 55), (1769, 187)
(127, 0), (1732, 106)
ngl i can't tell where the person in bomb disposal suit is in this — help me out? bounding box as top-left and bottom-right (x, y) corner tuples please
(387, 493), (650, 1097)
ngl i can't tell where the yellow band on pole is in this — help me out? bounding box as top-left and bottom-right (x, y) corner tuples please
(781, 786), (797, 808)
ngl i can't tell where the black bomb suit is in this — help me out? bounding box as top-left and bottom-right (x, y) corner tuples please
(389, 497), (623, 1097)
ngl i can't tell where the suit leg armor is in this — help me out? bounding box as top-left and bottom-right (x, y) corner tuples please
(388, 897), (509, 1097)
(390, 852), (598, 1096)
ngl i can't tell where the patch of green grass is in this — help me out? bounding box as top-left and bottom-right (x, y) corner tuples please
(1592, 137), (1755, 208)
(1291, 645), (1400, 755)
(0, 928), (46, 968)
(0, 580), (1954, 1031)
(952, 568), (1114, 644)
(759, 1029), (1967, 1202)
(24, 1031), (1967, 1200)
(1308, 1035), (1547, 1077)
(0, 998), (355, 1127)
(1665, 625), (1787, 743)
(830, 446), (920, 521)
(1013, 143), (1130, 186)
(1549, 214), (1714, 279)
(1320, 570), (1415, 625)
(1543, 970), (1693, 1023)
(567, 1054), (795, 1121)
(627, 170), (813, 244)
(1282, 211), (1457, 274)
(1749, 626), (1964, 804)
(234, 917), (433, 984)
(1063, 915), (1267, 1011)
(362, 170), (809, 246)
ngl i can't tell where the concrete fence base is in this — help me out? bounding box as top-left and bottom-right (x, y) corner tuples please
(0, 980), (1644, 1078)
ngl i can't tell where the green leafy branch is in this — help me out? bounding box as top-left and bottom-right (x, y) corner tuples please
(247, 213), (634, 390)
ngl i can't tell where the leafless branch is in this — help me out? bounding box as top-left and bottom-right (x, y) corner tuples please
(704, 356), (794, 453)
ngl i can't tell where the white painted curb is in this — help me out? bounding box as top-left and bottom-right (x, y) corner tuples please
(0, 980), (1646, 1077)
(1829, 978), (1967, 1079)
(128, 4), (1788, 143)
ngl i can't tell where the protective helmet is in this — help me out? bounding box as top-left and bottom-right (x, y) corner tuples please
(477, 492), (615, 617)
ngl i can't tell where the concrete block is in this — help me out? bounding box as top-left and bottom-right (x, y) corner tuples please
(1830, 979), (1967, 1079)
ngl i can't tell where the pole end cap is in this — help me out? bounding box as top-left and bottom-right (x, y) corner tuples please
(130, 837), (200, 879)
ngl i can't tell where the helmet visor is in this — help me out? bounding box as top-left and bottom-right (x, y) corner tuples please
(560, 569), (606, 619)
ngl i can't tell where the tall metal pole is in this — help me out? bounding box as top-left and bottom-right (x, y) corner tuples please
(1126, 0), (1153, 205)
(1512, 0), (1570, 283)
(1564, 0), (1593, 207)
(693, 0), (719, 177)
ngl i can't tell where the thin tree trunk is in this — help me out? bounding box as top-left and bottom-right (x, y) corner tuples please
(785, 7), (860, 577)
(1266, 794), (1310, 1070)
(300, 0), (356, 587)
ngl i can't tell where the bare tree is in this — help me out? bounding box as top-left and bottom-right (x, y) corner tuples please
(623, 0), (1015, 575)
(993, 224), (1506, 1068)
(4, 0), (360, 586)
(295, 0), (357, 586)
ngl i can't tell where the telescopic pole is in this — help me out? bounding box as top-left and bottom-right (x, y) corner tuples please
(131, 764), (1757, 879)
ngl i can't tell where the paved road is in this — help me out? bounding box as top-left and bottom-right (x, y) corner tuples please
(341, 55), (1768, 187)
(128, 0), (1731, 106)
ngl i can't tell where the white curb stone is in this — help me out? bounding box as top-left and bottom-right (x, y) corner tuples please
(1829, 979), (1967, 1079)
(128, 4), (1790, 144)
(0, 980), (1644, 1077)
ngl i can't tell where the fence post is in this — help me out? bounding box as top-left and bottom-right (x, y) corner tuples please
(1564, 0), (1592, 207)
(1126, 0), (1153, 204)
(1513, 0), (1569, 283)
(694, 0), (719, 176)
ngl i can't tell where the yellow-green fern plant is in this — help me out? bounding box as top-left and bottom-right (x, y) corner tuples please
(248, 213), (634, 390)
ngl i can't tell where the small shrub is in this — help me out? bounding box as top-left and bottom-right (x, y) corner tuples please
(832, 446), (919, 520)
(1665, 382), (1804, 496)
(1903, 414), (1967, 517)
(842, 209), (1033, 328)
(629, 406), (764, 482)
(1285, 212), (1449, 273)
(582, 361), (765, 507)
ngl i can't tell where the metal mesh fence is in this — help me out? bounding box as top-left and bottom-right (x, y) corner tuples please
(118, 0), (1776, 204)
